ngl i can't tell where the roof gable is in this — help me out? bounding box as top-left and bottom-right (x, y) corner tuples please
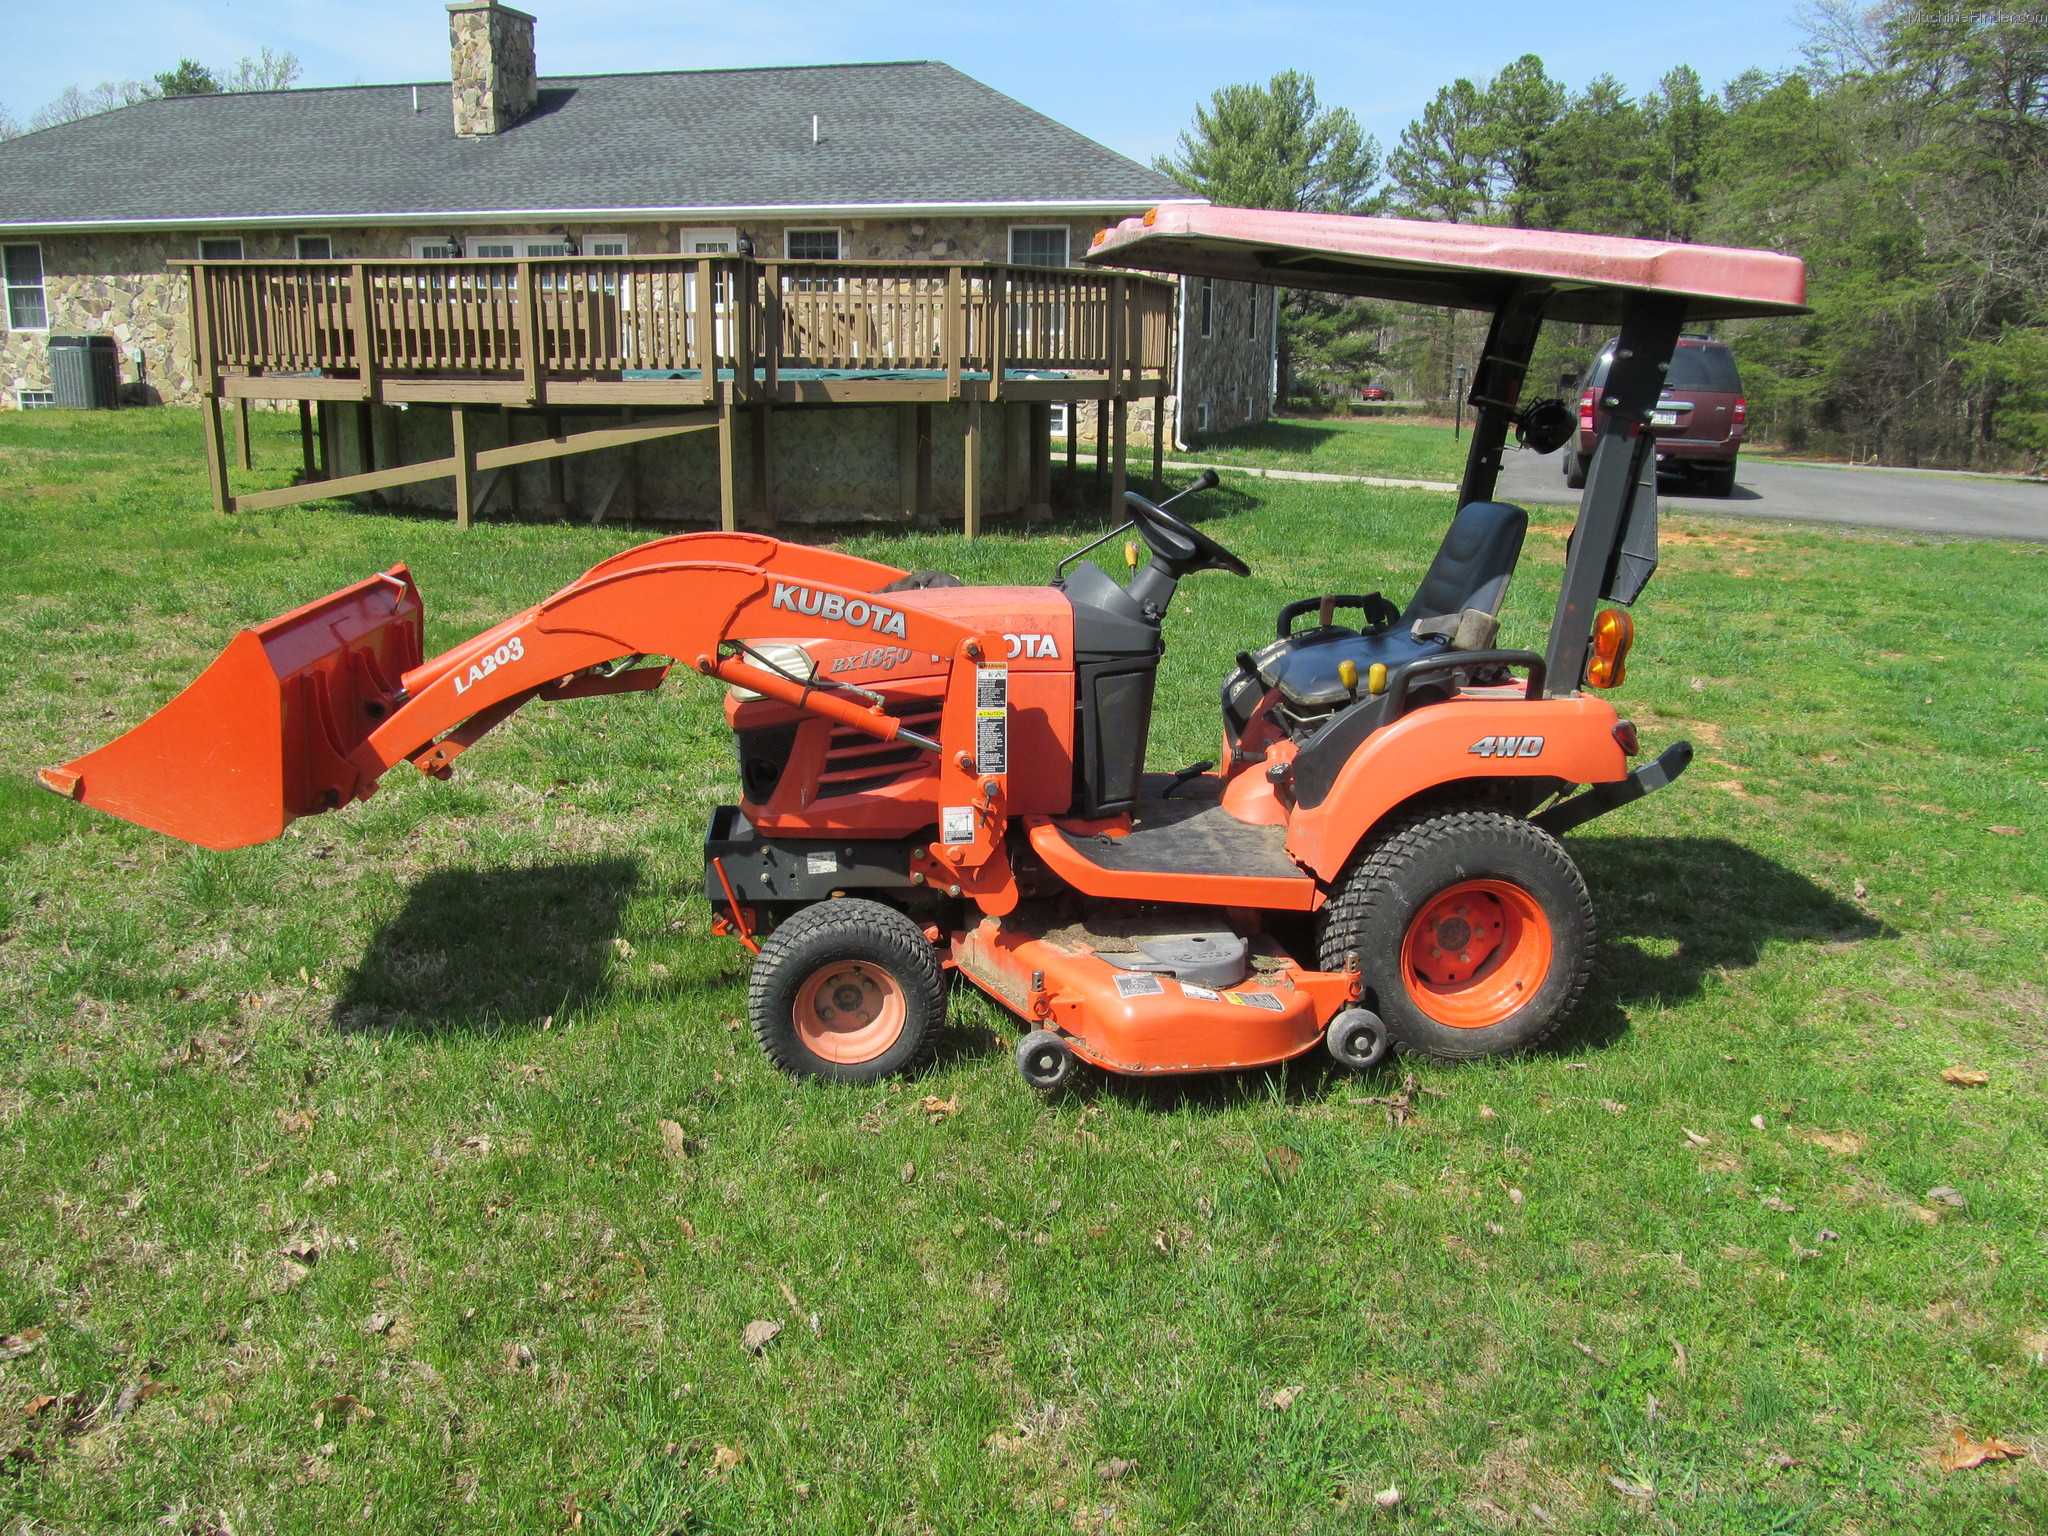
(0, 61), (1192, 230)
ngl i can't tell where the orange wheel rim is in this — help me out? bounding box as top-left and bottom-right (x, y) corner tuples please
(792, 960), (907, 1064)
(1400, 879), (1552, 1028)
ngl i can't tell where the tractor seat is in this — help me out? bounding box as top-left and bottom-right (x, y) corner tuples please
(1239, 500), (1529, 713)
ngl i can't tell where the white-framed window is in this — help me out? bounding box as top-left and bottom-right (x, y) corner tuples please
(296, 235), (332, 260)
(198, 237), (244, 261)
(4, 243), (48, 331)
(785, 228), (841, 262)
(582, 233), (633, 257)
(1198, 401), (1211, 433)
(1199, 276), (1214, 339)
(1049, 403), (1069, 436)
(1008, 226), (1070, 268)
(16, 388), (57, 409)
(1247, 286), (1259, 339)
(521, 240), (573, 258)
(411, 238), (462, 259)
(680, 227), (739, 254)
(468, 240), (517, 259)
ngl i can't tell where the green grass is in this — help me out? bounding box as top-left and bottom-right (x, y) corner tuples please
(2, 407), (2045, 1534)
(1188, 415), (1468, 482)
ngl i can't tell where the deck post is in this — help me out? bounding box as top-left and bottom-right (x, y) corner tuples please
(231, 397), (252, 470)
(716, 393), (738, 532)
(355, 401), (379, 506)
(502, 409), (521, 516)
(944, 266), (963, 399)
(1028, 402), (1052, 520)
(316, 401), (332, 479)
(200, 396), (233, 516)
(1004, 402), (1028, 514)
(1092, 400), (1106, 490)
(515, 261), (543, 406)
(896, 404), (918, 520)
(623, 405), (640, 520)
(751, 403), (775, 530)
(298, 399), (318, 482)
(545, 408), (567, 513)
(963, 396), (984, 538)
(452, 407), (475, 530)
(1064, 401), (1077, 498)
(915, 403), (934, 526)
(1109, 398), (1128, 520)
(346, 263), (377, 402)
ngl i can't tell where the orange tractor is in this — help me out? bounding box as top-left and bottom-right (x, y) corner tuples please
(43, 209), (1805, 1088)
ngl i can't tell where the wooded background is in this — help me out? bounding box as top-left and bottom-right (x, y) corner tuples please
(1158, 1), (2048, 471)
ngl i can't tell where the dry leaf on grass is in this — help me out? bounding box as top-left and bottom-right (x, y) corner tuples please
(363, 1313), (394, 1336)
(1600, 1099), (1627, 1116)
(1750, 1114), (1768, 1131)
(1097, 1458), (1137, 1480)
(1266, 1385), (1300, 1411)
(917, 1094), (961, 1122)
(0, 1327), (45, 1362)
(309, 1393), (373, 1431)
(1941, 1066), (1990, 1087)
(1939, 1429), (2027, 1471)
(900, 1160), (916, 1184)
(276, 1108), (317, 1136)
(1683, 1128), (1712, 1147)
(1926, 1186), (1967, 1208)
(708, 1443), (743, 1476)
(1605, 1473), (1655, 1500)
(1373, 1484), (1402, 1508)
(1265, 1146), (1302, 1177)
(741, 1319), (782, 1355)
(1670, 1337), (1688, 1377)
(657, 1120), (689, 1161)
(1987, 826), (2023, 836)
(1479, 1104), (1497, 1121)
(1761, 1196), (1796, 1213)
(1799, 1130), (1866, 1156)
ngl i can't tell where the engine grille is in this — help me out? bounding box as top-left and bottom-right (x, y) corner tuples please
(814, 700), (943, 799)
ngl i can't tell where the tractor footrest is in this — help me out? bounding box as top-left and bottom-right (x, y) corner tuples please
(702, 805), (916, 905)
(1532, 740), (1693, 836)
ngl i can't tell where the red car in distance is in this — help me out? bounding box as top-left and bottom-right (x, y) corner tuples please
(1563, 334), (1746, 496)
(1358, 385), (1391, 401)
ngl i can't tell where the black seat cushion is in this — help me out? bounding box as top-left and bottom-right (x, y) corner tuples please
(1236, 501), (1530, 714)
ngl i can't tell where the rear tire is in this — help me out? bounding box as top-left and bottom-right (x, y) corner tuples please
(748, 899), (944, 1083)
(1699, 460), (1737, 496)
(1318, 810), (1594, 1060)
(1563, 452), (1588, 490)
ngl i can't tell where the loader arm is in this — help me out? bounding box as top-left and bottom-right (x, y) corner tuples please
(39, 534), (1017, 908)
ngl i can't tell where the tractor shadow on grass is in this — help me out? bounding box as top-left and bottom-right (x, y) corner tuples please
(329, 858), (640, 1034)
(1546, 833), (1881, 1054)
(1050, 833), (1877, 1111)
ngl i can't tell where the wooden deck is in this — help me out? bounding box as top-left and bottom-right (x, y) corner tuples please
(184, 255), (1176, 532)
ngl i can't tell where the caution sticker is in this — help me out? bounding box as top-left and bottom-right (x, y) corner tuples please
(975, 666), (1008, 775)
(941, 805), (976, 845)
(1113, 971), (1166, 999)
(1180, 983), (1222, 1003)
(805, 849), (839, 876)
(1224, 989), (1286, 1011)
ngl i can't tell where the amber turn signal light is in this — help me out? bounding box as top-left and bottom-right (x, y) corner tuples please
(1142, 207), (1160, 226)
(1585, 608), (1634, 689)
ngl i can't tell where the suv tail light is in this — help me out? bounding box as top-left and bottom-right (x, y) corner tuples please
(1732, 396), (1747, 426)
(1578, 389), (1596, 430)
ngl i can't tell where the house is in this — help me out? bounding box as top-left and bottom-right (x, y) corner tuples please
(0, 3), (1279, 528)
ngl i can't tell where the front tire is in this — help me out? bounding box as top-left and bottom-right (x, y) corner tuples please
(748, 899), (945, 1082)
(1563, 452), (1588, 490)
(1318, 810), (1594, 1059)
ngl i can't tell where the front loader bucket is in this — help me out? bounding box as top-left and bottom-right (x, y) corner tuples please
(39, 568), (424, 850)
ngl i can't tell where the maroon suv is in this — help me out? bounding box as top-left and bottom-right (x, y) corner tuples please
(1563, 334), (1746, 496)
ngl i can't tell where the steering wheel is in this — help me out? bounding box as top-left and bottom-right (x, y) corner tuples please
(1123, 489), (1251, 578)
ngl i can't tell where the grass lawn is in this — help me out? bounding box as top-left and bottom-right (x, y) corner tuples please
(1187, 416), (1468, 483)
(2, 407), (2045, 1535)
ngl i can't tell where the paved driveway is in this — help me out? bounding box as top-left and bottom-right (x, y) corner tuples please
(1494, 448), (2048, 541)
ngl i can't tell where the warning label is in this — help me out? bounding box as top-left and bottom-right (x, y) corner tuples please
(1224, 990), (1286, 1011)
(974, 666), (1008, 775)
(1180, 983), (1222, 1002)
(1113, 971), (1166, 999)
(941, 805), (976, 844)
(804, 849), (839, 876)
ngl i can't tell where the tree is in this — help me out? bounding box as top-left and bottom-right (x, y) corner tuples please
(153, 60), (222, 98)
(1156, 71), (1383, 410)
(0, 105), (20, 141)
(29, 80), (155, 130)
(1155, 70), (1381, 214)
(222, 49), (303, 93)
(1388, 78), (1492, 222)
(1480, 54), (1569, 227)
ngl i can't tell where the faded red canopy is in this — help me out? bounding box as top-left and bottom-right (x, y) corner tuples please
(1084, 205), (1807, 323)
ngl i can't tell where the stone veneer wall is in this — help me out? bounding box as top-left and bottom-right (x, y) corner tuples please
(1176, 276), (1276, 442)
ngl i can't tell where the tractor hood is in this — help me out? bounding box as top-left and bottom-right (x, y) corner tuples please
(1084, 206), (1808, 324)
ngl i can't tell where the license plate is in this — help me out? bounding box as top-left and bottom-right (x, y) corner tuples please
(1650, 409), (1681, 426)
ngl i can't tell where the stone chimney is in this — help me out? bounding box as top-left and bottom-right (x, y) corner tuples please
(448, 1), (537, 138)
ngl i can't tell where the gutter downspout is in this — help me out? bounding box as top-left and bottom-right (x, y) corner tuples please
(1173, 276), (1189, 451)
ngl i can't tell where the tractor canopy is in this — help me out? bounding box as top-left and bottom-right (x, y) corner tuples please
(1084, 205), (1808, 322)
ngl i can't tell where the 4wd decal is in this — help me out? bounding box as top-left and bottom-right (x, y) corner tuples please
(451, 635), (525, 696)
(1468, 735), (1545, 758)
(769, 582), (909, 638)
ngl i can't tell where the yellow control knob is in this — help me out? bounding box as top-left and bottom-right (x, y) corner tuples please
(1368, 662), (1388, 695)
(1337, 658), (1358, 693)
(1124, 539), (1139, 569)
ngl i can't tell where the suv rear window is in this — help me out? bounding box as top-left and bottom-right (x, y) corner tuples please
(1582, 340), (1742, 394)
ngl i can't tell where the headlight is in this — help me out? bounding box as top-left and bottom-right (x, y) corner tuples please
(727, 641), (815, 702)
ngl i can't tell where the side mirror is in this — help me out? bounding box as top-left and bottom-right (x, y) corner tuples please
(1559, 369), (1578, 390)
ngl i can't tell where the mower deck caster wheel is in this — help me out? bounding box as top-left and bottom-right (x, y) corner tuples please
(1016, 1030), (1076, 1091)
(1325, 1008), (1390, 1071)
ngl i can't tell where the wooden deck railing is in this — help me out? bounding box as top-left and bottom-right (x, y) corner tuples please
(190, 256), (1173, 406)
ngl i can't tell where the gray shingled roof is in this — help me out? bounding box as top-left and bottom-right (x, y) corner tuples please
(0, 61), (1193, 229)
